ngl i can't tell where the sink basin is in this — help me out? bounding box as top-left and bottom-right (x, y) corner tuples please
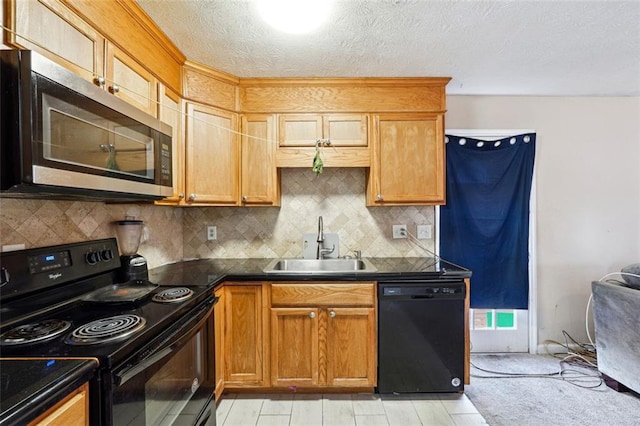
(263, 258), (377, 274)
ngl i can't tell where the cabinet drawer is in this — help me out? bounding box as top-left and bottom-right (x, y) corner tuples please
(271, 283), (375, 306)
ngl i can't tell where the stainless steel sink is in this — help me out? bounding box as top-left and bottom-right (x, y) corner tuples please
(263, 258), (377, 274)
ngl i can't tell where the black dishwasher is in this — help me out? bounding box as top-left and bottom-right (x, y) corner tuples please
(377, 280), (465, 393)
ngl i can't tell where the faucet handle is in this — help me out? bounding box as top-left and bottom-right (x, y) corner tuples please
(353, 250), (362, 259)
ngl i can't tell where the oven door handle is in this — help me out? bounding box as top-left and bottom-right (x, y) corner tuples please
(114, 295), (218, 386)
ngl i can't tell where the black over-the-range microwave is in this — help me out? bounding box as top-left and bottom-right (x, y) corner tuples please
(0, 49), (173, 201)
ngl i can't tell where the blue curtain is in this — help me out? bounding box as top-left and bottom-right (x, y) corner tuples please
(440, 134), (536, 309)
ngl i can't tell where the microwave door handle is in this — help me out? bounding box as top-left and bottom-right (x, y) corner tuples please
(114, 296), (217, 386)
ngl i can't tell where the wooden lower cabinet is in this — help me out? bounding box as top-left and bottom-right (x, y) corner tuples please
(214, 286), (225, 400)
(269, 282), (377, 388)
(223, 284), (268, 387)
(29, 382), (89, 426)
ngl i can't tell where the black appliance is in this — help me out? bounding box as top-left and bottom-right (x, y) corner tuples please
(0, 49), (173, 201)
(377, 280), (465, 393)
(0, 239), (216, 426)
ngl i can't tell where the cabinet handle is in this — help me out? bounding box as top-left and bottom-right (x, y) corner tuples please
(188, 193), (196, 201)
(109, 84), (120, 94)
(329, 310), (336, 318)
(241, 195), (248, 203)
(178, 193), (185, 199)
(94, 76), (106, 87)
(309, 312), (316, 319)
(376, 194), (383, 201)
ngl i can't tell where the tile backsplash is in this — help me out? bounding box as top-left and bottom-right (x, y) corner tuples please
(0, 168), (435, 266)
(0, 199), (183, 268)
(182, 168), (436, 259)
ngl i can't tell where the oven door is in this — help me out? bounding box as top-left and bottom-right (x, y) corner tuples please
(111, 296), (217, 426)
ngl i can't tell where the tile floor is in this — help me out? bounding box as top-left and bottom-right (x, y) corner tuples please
(216, 393), (487, 426)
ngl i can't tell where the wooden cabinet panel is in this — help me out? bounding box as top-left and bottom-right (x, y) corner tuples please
(29, 382), (88, 426)
(185, 102), (239, 205)
(8, 0), (104, 83)
(214, 287), (225, 400)
(323, 114), (368, 147)
(369, 113), (445, 205)
(278, 114), (322, 147)
(224, 285), (266, 386)
(268, 282), (377, 388)
(270, 308), (319, 387)
(271, 283), (375, 307)
(156, 85), (185, 204)
(106, 42), (158, 117)
(326, 307), (376, 387)
(240, 114), (280, 206)
(278, 114), (367, 147)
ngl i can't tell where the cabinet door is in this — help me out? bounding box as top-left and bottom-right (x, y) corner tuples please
(323, 114), (368, 147)
(157, 85), (185, 204)
(9, 0), (105, 83)
(278, 114), (323, 147)
(224, 285), (265, 385)
(325, 307), (377, 387)
(240, 114), (280, 206)
(185, 103), (240, 205)
(29, 382), (88, 426)
(105, 42), (158, 117)
(270, 308), (319, 387)
(369, 113), (445, 205)
(214, 287), (225, 400)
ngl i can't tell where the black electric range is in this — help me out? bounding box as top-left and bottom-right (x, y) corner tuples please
(0, 238), (217, 426)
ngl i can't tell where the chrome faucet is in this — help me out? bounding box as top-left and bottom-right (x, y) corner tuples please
(316, 216), (335, 259)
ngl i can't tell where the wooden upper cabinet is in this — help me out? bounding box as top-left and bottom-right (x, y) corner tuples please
(278, 114), (367, 147)
(368, 113), (445, 206)
(6, 1), (163, 118)
(185, 102), (239, 205)
(156, 85), (185, 204)
(105, 42), (158, 117)
(240, 114), (280, 206)
(7, 0), (105, 83)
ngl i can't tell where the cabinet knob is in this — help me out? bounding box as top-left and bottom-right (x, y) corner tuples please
(329, 310), (336, 318)
(241, 195), (248, 203)
(94, 76), (106, 87)
(109, 84), (120, 94)
(309, 312), (316, 319)
(188, 193), (196, 201)
(178, 193), (185, 199)
(376, 194), (383, 201)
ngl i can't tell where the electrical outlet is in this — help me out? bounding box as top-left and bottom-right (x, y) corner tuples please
(207, 225), (217, 241)
(392, 225), (407, 239)
(417, 225), (432, 240)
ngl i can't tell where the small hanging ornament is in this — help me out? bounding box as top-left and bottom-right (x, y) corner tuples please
(312, 139), (325, 175)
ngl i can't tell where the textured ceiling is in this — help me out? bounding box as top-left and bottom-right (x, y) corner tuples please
(137, 0), (640, 96)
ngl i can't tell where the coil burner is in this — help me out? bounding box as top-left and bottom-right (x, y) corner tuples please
(0, 320), (72, 345)
(67, 314), (146, 345)
(152, 287), (194, 304)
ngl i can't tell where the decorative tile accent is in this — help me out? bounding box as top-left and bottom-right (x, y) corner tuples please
(183, 168), (435, 259)
(0, 199), (183, 268)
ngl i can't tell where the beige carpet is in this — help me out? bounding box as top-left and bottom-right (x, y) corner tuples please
(465, 353), (640, 426)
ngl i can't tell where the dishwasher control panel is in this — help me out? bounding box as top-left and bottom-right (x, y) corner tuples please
(381, 282), (465, 297)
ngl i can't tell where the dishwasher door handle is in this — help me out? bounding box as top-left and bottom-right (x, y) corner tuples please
(410, 295), (435, 299)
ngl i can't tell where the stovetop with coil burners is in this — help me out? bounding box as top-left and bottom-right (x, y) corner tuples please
(0, 238), (212, 369)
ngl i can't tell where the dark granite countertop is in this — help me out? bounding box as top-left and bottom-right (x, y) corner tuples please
(148, 257), (471, 288)
(0, 358), (97, 425)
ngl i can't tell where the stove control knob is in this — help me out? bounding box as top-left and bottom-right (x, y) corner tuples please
(100, 249), (114, 262)
(85, 251), (101, 265)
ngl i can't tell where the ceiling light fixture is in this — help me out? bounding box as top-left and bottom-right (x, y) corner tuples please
(256, 0), (333, 34)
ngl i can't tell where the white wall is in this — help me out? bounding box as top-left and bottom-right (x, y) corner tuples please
(446, 95), (640, 350)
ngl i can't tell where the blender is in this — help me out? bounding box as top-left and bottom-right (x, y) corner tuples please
(113, 217), (148, 282)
